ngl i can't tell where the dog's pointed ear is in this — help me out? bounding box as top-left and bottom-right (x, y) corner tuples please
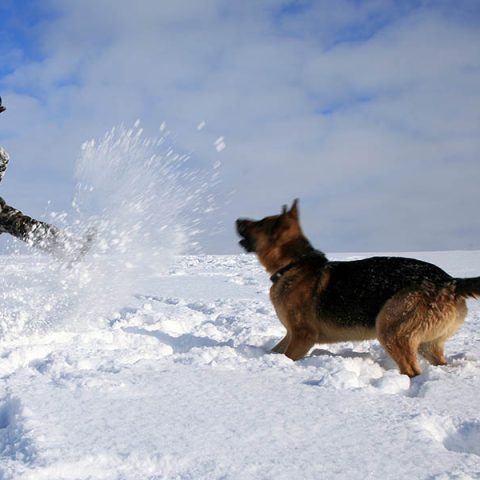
(289, 198), (299, 220)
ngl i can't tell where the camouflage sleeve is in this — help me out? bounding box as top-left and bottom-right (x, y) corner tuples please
(0, 196), (5, 234)
(0, 146), (9, 184)
(0, 197), (61, 248)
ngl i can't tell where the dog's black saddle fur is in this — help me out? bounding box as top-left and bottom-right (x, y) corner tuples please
(312, 256), (452, 329)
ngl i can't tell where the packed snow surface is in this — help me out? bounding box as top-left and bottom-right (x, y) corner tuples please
(0, 251), (479, 479)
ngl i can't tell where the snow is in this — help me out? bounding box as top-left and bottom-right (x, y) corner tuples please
(1, 251), (480, 479)
(214, 137), (226, 152)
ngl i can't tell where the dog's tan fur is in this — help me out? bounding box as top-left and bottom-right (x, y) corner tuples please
(236, 200), (476, 377)
(376, 285), (466, 376)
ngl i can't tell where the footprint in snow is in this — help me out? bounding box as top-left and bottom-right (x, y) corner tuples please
(444, 420), (480, 456)
(415, 414), (480, 457)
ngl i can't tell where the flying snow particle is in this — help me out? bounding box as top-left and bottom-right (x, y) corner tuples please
(214, 136), (226, 152)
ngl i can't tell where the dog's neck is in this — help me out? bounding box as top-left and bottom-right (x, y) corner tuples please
(269, 248), (327, 283)
(260, 236), (326, 275)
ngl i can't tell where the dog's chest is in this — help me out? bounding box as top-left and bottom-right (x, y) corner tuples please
(269, 276), (315, 328)
(269, 281), (292, 327)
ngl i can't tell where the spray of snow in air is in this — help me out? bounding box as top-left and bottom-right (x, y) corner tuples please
(0, 121), (220, 337)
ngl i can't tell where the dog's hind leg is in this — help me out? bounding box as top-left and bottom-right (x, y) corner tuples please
(419, 298), (466, 366)
(377, 285), (465, 377)
(418, 340), (447, 366)
(376, 289), (425, 377)
(380, 336), (422, 377)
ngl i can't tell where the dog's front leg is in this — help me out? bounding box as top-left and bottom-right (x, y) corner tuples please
(284, 329), (316, 361)
(271, 334), (290, 354)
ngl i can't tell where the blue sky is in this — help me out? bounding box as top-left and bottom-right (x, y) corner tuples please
(1, 0), (480, 253)
(0, 1), (51, 76)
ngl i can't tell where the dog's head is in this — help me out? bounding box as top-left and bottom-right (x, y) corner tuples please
(236, 199), (305, 269)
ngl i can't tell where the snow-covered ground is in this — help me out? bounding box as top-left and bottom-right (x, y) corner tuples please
(0, 250), (479, 479)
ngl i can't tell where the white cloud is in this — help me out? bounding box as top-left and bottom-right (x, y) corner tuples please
(1, 0), (479, 253)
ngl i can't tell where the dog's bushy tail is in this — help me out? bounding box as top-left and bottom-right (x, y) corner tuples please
(454, 277), (480, 299)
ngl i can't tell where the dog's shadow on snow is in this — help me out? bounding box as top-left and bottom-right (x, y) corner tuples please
(309, 347), (374, 360)
(122, 326), (234, 354)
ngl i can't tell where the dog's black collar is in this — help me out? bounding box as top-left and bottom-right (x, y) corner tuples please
(270, 250), (326, 284)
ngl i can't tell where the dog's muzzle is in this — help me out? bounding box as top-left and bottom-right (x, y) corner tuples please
(236, 219), (256, 253)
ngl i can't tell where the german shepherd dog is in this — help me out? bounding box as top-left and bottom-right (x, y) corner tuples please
(236, 200), (480, 377)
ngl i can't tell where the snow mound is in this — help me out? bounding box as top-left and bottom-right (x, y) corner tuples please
(0, 252), (480, 479)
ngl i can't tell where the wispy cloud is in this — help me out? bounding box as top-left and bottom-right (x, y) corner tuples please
(1, 0), (479, 252)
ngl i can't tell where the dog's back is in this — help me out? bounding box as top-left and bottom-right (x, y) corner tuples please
(317, 256), (452, 329)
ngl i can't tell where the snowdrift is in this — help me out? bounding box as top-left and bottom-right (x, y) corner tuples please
(1, 251), (479, 479)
